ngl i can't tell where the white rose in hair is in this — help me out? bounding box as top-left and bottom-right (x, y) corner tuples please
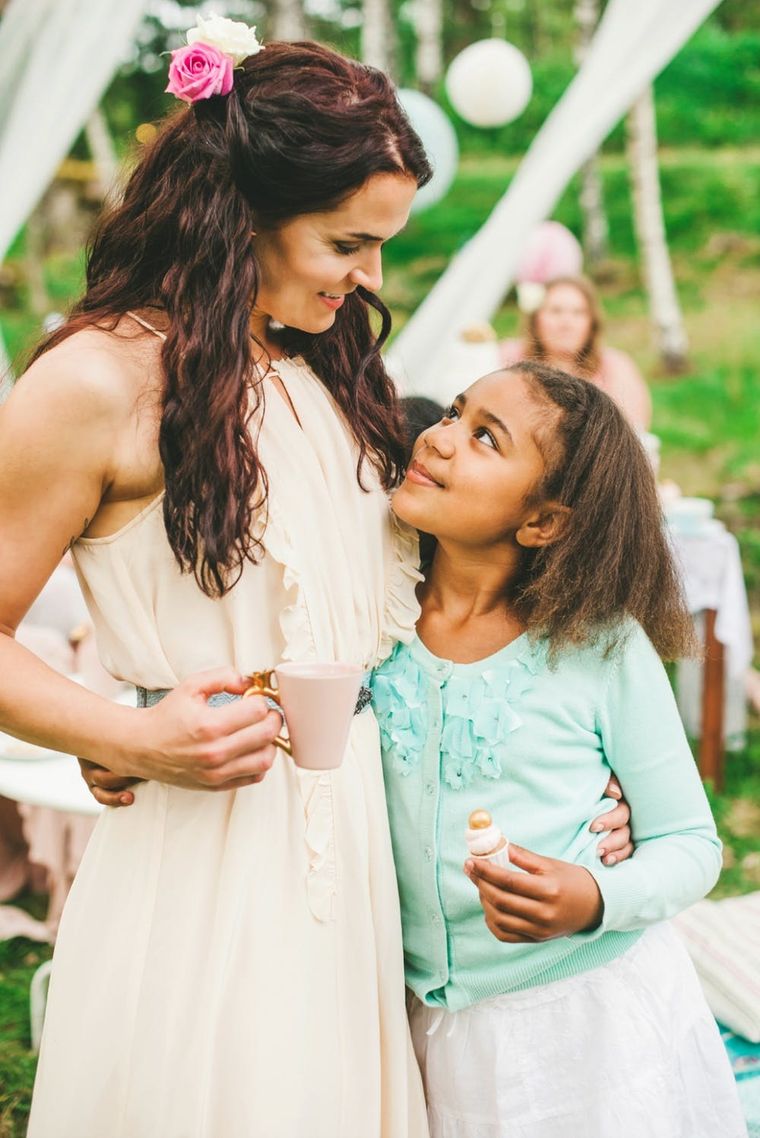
(187, 14), (264, 65)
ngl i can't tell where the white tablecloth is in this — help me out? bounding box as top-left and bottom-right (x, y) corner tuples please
(0, 751), (102, 816)
(0, 732), (104, 941)
(670, 521), (753, 745)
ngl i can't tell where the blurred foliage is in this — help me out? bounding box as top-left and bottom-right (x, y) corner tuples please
(81, 3), (760, 160)
(446, 23), (760, 155)
(0, 933), (51, 1138)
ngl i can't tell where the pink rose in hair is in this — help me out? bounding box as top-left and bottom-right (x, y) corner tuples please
(166, 42), (234, 104)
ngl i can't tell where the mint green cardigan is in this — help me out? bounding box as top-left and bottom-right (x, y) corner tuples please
(371, 622), (721, 1011)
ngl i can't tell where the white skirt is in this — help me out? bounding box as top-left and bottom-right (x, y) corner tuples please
(408, 923), (747, 1138)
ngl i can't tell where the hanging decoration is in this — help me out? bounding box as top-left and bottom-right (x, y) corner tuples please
(445, 38), (532, 129)
(398, 89), (459, 212)
(514, 220), (583, 308)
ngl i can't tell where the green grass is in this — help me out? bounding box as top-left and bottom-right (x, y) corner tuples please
(0, 932), (51, 1138)
(708, 731), (760, 898)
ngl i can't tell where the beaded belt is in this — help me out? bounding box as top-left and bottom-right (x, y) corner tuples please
(136, 683), (373, 715)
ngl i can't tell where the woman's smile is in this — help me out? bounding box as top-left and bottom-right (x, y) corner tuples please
(318, 291), (349, 311)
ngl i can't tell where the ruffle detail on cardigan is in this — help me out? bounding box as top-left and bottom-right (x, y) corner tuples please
(438, 661), (533, 789)
(372, 639), (540, 790)
(376, 514), (424, 666)
(370, 642), (429, 778)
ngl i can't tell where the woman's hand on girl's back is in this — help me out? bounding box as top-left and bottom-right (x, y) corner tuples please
(591, 774), (634, 865)
(465, 844), (604, 943)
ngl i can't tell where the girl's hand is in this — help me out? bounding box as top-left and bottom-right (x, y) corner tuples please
(78, 757), (142, 807)
(591, 773), (634, 866)
(465, 844), (604, 943)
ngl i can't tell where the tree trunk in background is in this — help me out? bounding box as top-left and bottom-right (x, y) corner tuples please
(626, 83), (689, 372)
(24, 207), (49, 319)
(362, 0), (395, 78)
(574, 0), (608, 268)
(84, 107), (118, 200)
(271, 0), (306, 42)
(415, 0), (443, 94)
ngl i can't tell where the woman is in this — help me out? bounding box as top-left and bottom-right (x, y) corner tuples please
(0, 28), (630, 1138)
(502, 275), (653, 430)
(2, 31), (430, 1138)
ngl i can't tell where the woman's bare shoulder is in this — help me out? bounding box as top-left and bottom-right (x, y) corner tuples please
(15, 322), (162, 423)
(600, 344), (644, 378)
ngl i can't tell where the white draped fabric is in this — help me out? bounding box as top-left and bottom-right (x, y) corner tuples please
(0, 0), (149, 391)
(0, 0), (149, 265)
(388, 0), (722, 398)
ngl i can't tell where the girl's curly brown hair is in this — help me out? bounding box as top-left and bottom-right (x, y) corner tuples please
(30, 42), (431, 597)
(509, 361), (696, 661)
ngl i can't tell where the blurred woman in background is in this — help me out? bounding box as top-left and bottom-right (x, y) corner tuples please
(502, 274), (652, 431)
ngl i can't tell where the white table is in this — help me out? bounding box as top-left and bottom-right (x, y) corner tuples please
(0, 735), (102, 942)
(0, 744), (102, 817)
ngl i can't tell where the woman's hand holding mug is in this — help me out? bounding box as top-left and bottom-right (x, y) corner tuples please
(78, 666), (281, 805)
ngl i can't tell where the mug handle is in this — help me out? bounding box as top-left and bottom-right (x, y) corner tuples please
(243, 670), (292, 756)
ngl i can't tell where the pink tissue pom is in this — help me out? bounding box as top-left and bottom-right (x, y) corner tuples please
(515, 221), (583, 285)
(165, 42), (234, 105)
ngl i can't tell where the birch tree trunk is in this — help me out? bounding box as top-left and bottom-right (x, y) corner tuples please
(574, 0), (608, 267)
(362, 0), (395, 77)
(415, 0), (443, 94)
(84, 107), (118, 200)
(626, 84), (688, 372)
(271, 0), (306, 43)
(24, 200), (51, 318)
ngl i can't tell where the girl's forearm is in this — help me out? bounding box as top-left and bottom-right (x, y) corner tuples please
(588, 826), (722, 933)
(0, 633), (143, 775)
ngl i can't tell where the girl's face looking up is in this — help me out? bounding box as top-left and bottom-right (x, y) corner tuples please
(393, 370), (556, 550)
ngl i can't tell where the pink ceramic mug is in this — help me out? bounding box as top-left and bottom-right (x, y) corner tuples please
(244, 662), (364, 770)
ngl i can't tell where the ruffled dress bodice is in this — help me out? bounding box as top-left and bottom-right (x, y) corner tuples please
(71, 358), (421, 688)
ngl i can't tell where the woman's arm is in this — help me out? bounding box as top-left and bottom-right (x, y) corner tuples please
(0, 349), (278, 789)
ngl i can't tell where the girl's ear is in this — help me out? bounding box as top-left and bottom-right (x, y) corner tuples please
(516, 502), (572, 549)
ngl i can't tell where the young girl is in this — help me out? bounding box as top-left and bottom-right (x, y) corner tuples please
(372, 361), (747, 1138)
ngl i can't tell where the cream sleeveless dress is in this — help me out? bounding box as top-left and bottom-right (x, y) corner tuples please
(27, 348), (429, 1138)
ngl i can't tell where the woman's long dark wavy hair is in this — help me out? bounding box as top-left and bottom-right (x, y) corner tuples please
(509, 362), (696, 661)
(31, 42), (432, 596)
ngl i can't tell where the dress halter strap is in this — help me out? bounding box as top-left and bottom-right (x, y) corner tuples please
(126, 310), (167, 341)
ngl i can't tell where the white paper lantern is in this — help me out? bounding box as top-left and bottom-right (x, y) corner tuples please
(398, 88), (459, 213)
(445, 39), (532, 128)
